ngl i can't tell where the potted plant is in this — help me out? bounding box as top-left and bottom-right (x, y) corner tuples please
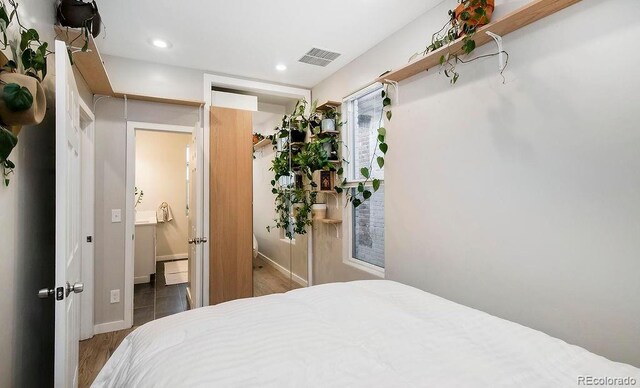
(321, 107), (342, 132)
(56, 0), (102, 38)
(252, 132), (264, 145)
(409, 0), (505, 84)
(0, 0), (50, 129)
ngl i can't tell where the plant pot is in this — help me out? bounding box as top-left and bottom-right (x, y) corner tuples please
(312, 204), (327, 220)
(252, 134), (261, 144)
(57, 0), (102, 38)
(0, 73), (46, 127)
(321, 119), (336, 132)
(454, 0), (494, 33)
(290, 129), (307, 143)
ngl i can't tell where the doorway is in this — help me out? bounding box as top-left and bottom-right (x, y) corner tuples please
(124, 122), (197, 326)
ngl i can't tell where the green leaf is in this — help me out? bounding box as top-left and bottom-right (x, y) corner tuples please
(378, 134), (385, 142)
(334, 186), (343, 194)
(0, 126), (18, 162)
(360, 168), (370, 179)
(383, 97), (391, 107)
(439, 55), (445, 65)
(377, 127), (386, 136)
(357, 182), (365, 193)
(363, 190), (372, 200)
(462, 39), (476, 54)
(337, 167), (344, 176)
(3, 83), (33, 112)
(373, 179), (381, 191)
(381, 90), (386, 98)
(379, 143), (388, 154)
(352, 198), (362, 208)
(386, 111), (393, 121)
(377, 156), (385, 169)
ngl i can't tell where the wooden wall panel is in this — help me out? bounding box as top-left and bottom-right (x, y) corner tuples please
(209, 107), (254, 304)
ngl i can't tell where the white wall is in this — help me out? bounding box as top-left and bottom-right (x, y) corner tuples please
(312, 0), (640, 367)
(94, 98), (198, 325)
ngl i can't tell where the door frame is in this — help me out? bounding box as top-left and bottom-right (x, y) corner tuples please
(202, 74), (311, 306)
(124, 121), (196, 328)
(78, 97), (96, 341)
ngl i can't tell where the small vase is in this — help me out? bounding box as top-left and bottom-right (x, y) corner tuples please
(321, 119), (336, 132)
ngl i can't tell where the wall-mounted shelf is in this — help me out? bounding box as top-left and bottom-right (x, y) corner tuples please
(316, 101), (341, 111)
(54, 26), (204, 107)
(253, 138), (272, 149)
(376, 0), (581, 83)
(311, 130), (340, 139)
(316, 219), (342, 225)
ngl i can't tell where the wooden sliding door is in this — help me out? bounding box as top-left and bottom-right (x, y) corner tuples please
(209, 106), (253, 304)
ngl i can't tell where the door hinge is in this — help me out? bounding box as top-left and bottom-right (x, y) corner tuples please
(87, 236), (93, 243)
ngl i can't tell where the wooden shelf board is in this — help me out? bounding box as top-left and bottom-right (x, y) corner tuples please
(316, 101), (341, 111)
(376, 0), (581, 83)
(311, 130), (340, 138)
(55, 26), (114, 95)
(316, 219), (342, 225)
(253, 138), (272, 149)
(113, 92), (204, 107)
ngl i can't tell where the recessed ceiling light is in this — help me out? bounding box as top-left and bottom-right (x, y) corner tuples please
(276, 64), (287, 72)
(151, 39), (170, 49)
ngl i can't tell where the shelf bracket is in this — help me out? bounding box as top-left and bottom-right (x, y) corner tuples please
(382, 79), (400, 105)
(485, 31), (506, 73)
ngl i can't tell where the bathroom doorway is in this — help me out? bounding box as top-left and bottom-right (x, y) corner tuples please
(124, 122), (198, 326)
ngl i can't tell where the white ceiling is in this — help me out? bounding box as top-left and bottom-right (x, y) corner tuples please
(94, 0), (442, 88)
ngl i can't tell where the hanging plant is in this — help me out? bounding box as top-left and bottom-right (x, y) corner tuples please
(55, 0), (102, 64)
(335, 84), (392, 208)
(410, 0), (508, 84)
(0, 124), (16, 185)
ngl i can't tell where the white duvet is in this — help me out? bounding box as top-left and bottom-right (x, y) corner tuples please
(94, 281), (639, 387)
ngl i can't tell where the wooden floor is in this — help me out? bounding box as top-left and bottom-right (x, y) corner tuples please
(79, 256), (300, 387)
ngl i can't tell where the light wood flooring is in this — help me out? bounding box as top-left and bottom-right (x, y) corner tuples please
(79, 256), (299, 387)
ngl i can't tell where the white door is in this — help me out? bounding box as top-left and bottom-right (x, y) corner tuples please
(188, 123), (204, 308)
(55, 39), (84, 388)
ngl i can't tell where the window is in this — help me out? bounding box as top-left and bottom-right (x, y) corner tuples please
(344, 84), (385, 273)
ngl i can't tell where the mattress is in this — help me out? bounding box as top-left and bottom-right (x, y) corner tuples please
(94, 280), (639, 387)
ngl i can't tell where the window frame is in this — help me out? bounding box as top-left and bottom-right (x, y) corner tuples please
(341, 83), (385, 277)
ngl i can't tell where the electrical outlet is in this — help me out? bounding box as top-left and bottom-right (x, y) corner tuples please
(111, 209), (122, 223)
(110, 289), (120, 304)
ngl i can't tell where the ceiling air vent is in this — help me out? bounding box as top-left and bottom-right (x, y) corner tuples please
(298, 48), (341, 67)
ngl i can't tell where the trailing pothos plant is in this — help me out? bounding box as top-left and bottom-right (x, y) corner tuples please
(410, 0), (508, 84)
(0, 0), (53, 186)
(335, 84), (392, 208)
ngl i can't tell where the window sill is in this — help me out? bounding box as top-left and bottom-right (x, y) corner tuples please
(343, 257), (385, 278)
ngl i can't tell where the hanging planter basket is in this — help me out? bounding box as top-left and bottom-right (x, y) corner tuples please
(0, 73), (46, 129)
(57, 0), (102, 38)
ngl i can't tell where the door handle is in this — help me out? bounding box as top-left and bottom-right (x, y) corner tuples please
(188, 239), (196, 244)
(38, 288), (55, 299)
(65, 282), (84, 297)
(200, 237), (208, 244)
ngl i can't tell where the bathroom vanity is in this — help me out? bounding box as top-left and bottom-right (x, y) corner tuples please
(135, 211), (157, 284)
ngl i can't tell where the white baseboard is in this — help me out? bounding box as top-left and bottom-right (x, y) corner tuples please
(258, 252), (308, 287)
(94, 320), (130, 335)
(156, 253), (188, 262)
(134, 275), (150, 284)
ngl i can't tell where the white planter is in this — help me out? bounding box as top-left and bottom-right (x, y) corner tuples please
(321, 119), (336, 132)
(312, 204), (327, 220)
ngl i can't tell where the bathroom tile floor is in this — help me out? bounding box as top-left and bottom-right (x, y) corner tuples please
(133, 260), (188, 326)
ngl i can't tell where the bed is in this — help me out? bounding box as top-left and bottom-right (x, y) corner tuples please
(94, 280), (639, 387)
